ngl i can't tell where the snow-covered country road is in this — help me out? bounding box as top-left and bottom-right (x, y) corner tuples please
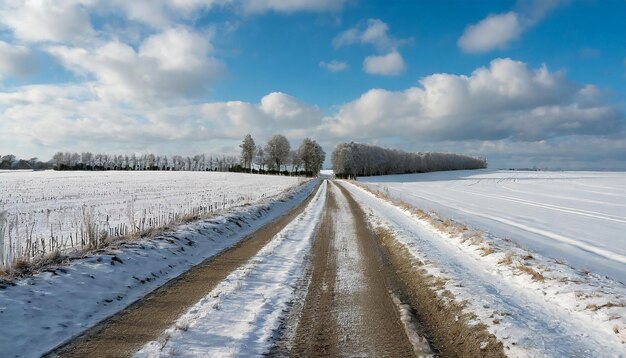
(2, 175), (624, 357)
(285, 181), (426, 357)
(137, 181), (431, 357)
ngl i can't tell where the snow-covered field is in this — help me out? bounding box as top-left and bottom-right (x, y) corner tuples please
(344, 180), (626, 356)
(359, 170), (626, 283)
(0, 179), (318, 357)
(0, 170), (301, 263)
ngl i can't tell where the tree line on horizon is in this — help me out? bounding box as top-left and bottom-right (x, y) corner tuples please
(1, 134), (326, 177)
(331, 142), (487, 178)
(0, 155), (48, 170)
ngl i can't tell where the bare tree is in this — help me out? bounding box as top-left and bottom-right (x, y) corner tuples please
(331, 142), (487, 178)
(1, 154), (15, 169)
(265, 134), (290, 173)
(255, 147), (266, 172)
(70, 152), (80, 168)
(28, 157), (38, 169)
(240, 134), (256, 172)
(81, 152), (93, 169)
(298, 138), (325, 176)
(51, 152), (64, 169)
(289, 150), (302, 174)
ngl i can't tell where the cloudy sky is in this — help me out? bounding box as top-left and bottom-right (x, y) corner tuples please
(0, 0), (625, 170)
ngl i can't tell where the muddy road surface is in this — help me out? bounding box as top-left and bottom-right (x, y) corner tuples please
(51, 180), (450, 357)
(285, 181), (428, 357)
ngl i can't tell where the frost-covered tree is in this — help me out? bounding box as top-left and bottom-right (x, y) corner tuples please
(255, 147), (266, 172)
(68, 153), (79, 168)
(332, 142), (487, 178)
(51, 152), (64, 169)
(28, 157), (38, 169)
(265, 134), (290, 172)
(298, 138), (325, 176)
(240, 134), (256, 172)
(1, 154), (16, 169)
(81, 152), (93, 169)
(289, 150), (302, 174)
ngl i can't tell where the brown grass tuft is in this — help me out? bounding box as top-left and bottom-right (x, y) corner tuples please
(586, 302), (625, 311)
(516, 264), (544, 282)
(498, 252), (513, 266)
(13, 258), (30, 271)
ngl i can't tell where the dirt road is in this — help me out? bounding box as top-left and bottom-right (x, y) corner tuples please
(51, 180), (472, 356)
(287, 181), (424, 357)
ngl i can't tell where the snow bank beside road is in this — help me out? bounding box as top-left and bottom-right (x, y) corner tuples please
(0, 179), (317, 358)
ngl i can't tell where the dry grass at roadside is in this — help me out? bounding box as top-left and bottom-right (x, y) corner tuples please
(374, 226), (506, 357)
(0, 185), (306, 282)
(516, 264), (545, 282)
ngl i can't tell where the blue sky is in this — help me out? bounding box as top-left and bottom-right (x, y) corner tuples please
(0, 0), (625, 169)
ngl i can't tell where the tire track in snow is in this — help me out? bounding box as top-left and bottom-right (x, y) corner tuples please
(383, 184), (626, 265)
(449, 186), (626, 224)
(289, 182), (418, 357)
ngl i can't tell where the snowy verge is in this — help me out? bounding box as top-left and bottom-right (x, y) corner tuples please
(136, 181), (327, 357)
(342, 180), (626, 357)
(0, 179), (318, 358)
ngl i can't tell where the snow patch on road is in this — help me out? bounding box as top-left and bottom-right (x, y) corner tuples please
(135, 181), (327, 357)
(0, 179), (318, 358)
(390, 294), (434, 356)
(330, 183), (369, 348)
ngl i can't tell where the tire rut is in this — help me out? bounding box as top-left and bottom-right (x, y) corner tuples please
(289, 184), (338, 357)
(286, 181), (417, 357)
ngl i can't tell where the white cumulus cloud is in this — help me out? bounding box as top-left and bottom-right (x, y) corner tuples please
(47, 27), (224, 103)
(327, 58), (621, 141)
(458, 12), (522, 53)
(0, 86), (325, 157)
(0, 0), (96, 43)
(242, 0), (348, 14)
(333, 19), (410, 51)
(458, 0), (567, 53)
(319, 60), (348, 72)
(362, 51), (405, 76)
(333, 19), (410, 76)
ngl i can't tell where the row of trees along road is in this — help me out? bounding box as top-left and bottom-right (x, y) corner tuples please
(240, 134), (325, 176)
(331, 142), (487, 178)
(32, 134), (325, 177)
